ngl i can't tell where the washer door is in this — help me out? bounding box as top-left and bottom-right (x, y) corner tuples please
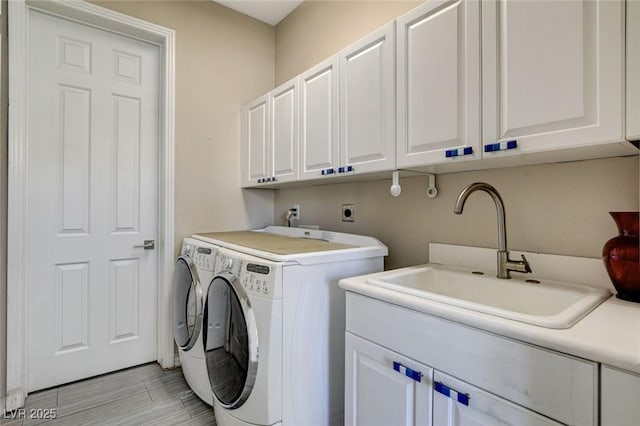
(204, 271), (259, 409)
(173, 256), (203, 350)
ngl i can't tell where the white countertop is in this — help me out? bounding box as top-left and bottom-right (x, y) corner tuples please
(339, 244), (640, 374)
(193, 226), (388, 265)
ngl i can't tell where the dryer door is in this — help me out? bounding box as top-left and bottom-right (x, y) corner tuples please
(173, 256), (203, 350)
(204, 271), (259, 409)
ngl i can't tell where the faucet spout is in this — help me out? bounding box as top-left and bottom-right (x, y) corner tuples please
(453, 182), (532, 279)
(454, 182), (507, 252)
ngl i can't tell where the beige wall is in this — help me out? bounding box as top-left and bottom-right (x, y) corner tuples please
(273, 1), (640, 270)
(275, 158), (639, 270)
(276, 0), (419, 85)
(92, 0), (277, 256)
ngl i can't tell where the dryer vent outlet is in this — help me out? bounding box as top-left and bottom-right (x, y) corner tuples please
(342, 204), (355, 222)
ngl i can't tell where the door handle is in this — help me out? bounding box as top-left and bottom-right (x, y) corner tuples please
(133, 240), (155, 250)
(435, 381), (470, 406)
(393, 361), (422, 382)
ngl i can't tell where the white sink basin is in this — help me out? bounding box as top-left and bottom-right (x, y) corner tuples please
(366, 264), (611, 329)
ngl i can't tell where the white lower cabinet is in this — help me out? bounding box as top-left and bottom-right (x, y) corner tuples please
(432, 371), (561, 426)
(345, 332), (433, 426)
(601, 365), (640, 426)
(346, 331), (562, 426)
(345, 293), (598, 426)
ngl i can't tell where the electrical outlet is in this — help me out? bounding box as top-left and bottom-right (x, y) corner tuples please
(342, 204), (355, 222)
(292, 204), (300, 221)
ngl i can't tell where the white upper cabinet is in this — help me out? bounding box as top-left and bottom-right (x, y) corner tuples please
(482, 0), (628, 158)
(627, 0), (640, 142)
(298, 22), (395, 182)
(241, 94), (270, 187)
(396, 0), (481, 168)
(270, 78), (299, 184)
(241, 78), (298, 187)
(339, 22), (396, 175)
(242, 0), (638, 187)
(299, 56), (340, 181)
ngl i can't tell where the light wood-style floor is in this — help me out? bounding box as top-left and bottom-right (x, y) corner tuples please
(2, 363), (216, 426)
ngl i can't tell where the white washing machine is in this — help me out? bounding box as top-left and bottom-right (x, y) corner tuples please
(173, 237), (218, 405)
(195, 226), (387, 426)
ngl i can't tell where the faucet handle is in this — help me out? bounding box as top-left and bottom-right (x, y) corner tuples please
(520, 254), (532, 273)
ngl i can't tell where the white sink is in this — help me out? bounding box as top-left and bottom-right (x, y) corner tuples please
(366, 264), (611, 329)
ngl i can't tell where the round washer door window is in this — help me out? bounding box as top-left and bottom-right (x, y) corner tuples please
(204, 273), (258, 409)
(173, 256), (203, 350)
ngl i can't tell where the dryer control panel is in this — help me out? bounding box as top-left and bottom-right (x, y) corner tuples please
(181, 241), (216, 272)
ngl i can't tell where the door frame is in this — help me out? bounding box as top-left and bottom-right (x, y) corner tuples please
(7, 0), (175, 410)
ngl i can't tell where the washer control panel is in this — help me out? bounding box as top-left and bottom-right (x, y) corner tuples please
(181, 243), (193, 257)
(215, 253), (240, 275)
(239, 262), (276, 297)
(214, 248), (281, 298)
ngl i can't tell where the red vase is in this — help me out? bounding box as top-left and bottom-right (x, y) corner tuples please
(602, 212), (640, 302)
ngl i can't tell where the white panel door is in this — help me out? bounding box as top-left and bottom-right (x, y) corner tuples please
(627, 0), (640, 141)
(432, 371), (562, 426)
(270, 77), (298, 183)
(298, 56), (340, 181)
(345, 333), (433, 426)
(482, 0), (624, 156)
(396, 0), (481, 168)
(241, 94), (270, 187)
(27, 10), (159, 391)
(339, 22), (396, 175)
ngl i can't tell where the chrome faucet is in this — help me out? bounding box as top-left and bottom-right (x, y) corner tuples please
(453, 182), (532, 279)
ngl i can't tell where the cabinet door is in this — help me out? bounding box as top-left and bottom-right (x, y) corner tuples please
(396, 0), (481, 168)
(627, 0), (640, 141)
(241, 94), (270, 187)
(345, 332), (433, 426)
(340, 22), (396, 175)
(601, 365), (640, 426)
(270, 78), (298, 183)
(482, 0), (624, 156)
(432, 371), (562, 426)
(299, 56), (340, 181)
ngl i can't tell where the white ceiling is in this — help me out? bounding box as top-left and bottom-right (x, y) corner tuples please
(214, 0), (304, 26)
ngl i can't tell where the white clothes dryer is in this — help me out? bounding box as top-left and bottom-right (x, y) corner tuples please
(173, 237), (218, 405)
(195, 226), (387, 426)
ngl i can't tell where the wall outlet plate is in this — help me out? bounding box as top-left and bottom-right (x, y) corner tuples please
(342, 204), (355, 222)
